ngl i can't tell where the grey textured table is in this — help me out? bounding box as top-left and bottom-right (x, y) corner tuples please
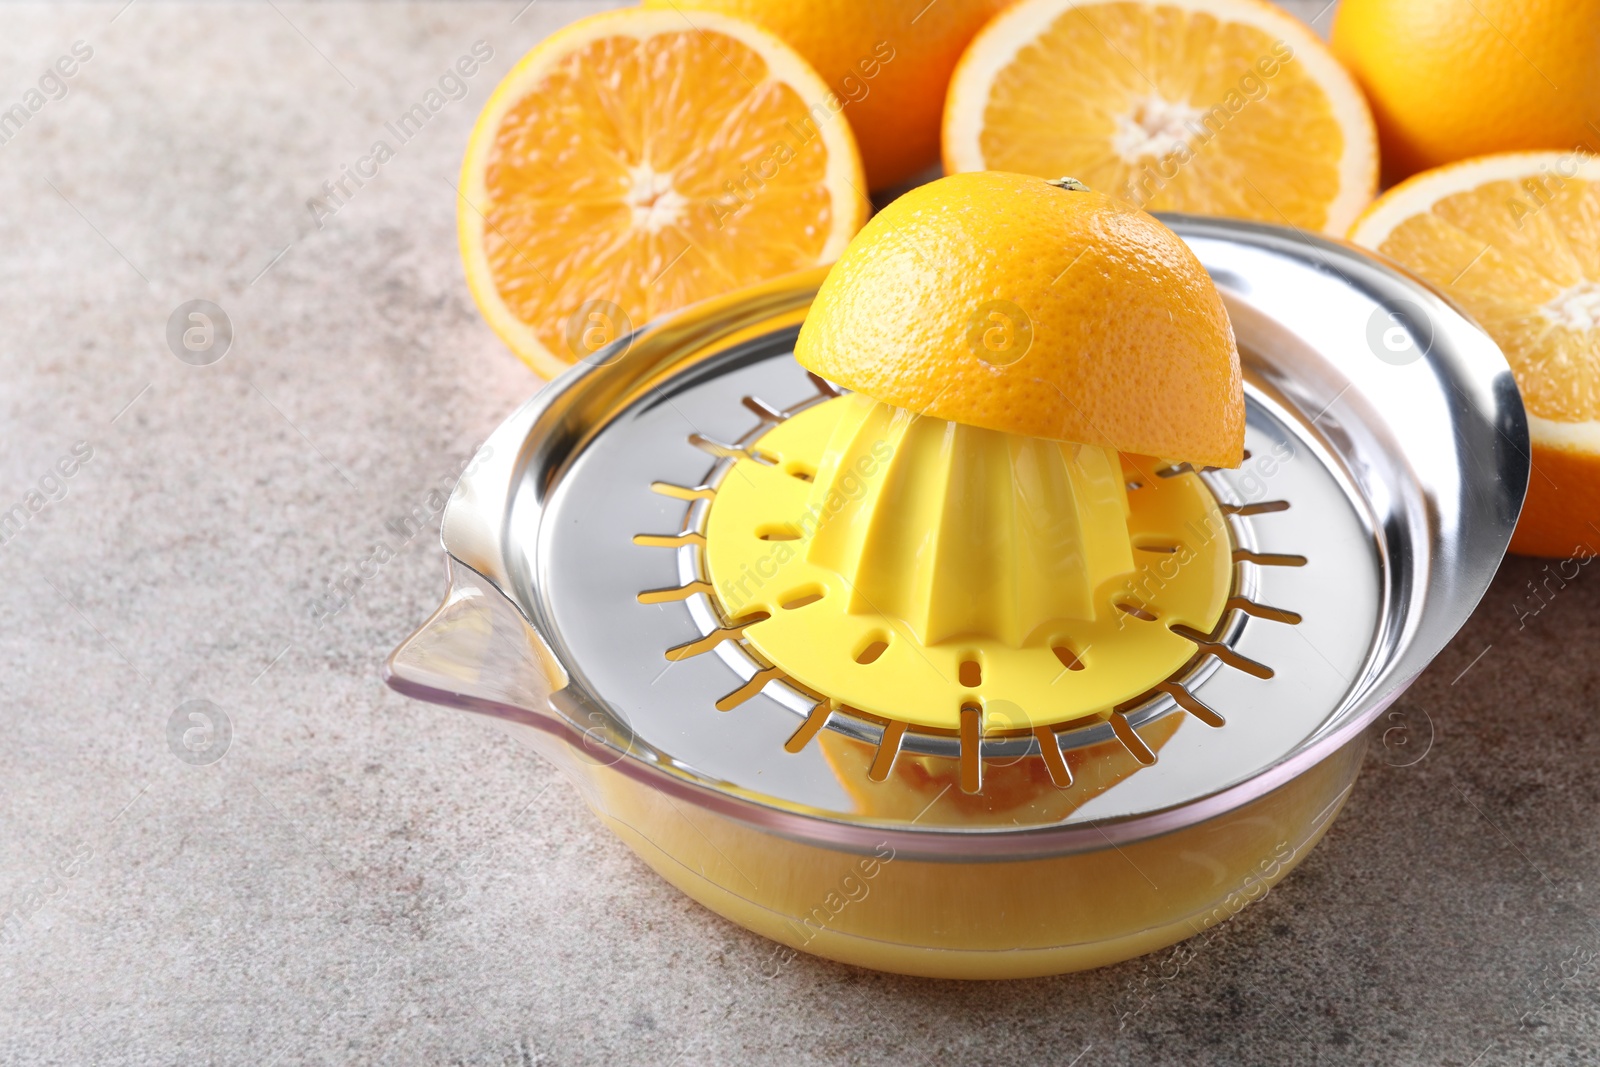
(3, 3), (1598, 1065)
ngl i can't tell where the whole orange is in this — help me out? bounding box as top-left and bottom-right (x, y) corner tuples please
(642, 0), (1012, 190)
(1332, 0), (1600, 181)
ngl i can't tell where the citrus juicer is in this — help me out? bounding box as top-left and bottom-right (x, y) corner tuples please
(386, 215), (1526, 979)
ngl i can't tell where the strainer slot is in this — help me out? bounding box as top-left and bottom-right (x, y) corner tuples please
(716, 666), (785, 711)
(689, 432), (776, 465)
(756, 524), (802, 542)
(1051, 643), (1087, 671)
(868, 721), (908, 782)
(1115, 600), (1159, 622)
(636, 579), (713, 604)
(740, 395), (787, 423)
(780, 588), (824, 610)
(1157, 682), (1226, 728)
(632, 531), (705, 549)
(665, 612), (769, 661)
(1224, 596), (1303, 624)
(1220, 499), (1291, 516)
(1233, 548), (1308, 567)
(1168, 623), (1275, 679)
(959, 704), (983, 792)
(1134, 540), (1180, 554)
(783, 702), (832, 753)
(1033, 727), (1073, 787)
(854, 634), (890, 665)
(1109, 712), (1156, 766)
(650, 481), (716, 502)
(805, 371), (842, 398)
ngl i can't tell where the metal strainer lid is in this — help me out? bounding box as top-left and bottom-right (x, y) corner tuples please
(401, 216), (1525, 857)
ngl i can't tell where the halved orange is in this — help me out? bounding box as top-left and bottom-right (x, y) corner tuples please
(458, 9), (868, 378)
(795, 171), (1243, 466)
(942, 0), (1377, 235)
(1350, 152), (1600, 557)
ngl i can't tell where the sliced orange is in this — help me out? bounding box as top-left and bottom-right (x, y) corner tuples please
(942, 0), (1377, 235)
(641, 0), (1016, 190)
(1349, 152), (1600, 557)
(459, 9), (868, 378)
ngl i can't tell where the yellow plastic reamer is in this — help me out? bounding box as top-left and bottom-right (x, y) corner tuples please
(703, 392), (1233, 734)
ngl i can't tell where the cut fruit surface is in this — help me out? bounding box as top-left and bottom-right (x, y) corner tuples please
(1349, 152), (1600, 557)
(641, 0), (1015, 190)
(943, 0), (1377, 234)
(459, 9), (868, 379)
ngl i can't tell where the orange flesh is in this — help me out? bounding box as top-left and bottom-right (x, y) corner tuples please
(1374, 177), (1600, 423)
(977, 2), (1347, 230)
(482, 30), (837, 358)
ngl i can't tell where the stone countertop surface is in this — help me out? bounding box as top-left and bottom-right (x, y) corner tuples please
(3, 2), (1598, 1065)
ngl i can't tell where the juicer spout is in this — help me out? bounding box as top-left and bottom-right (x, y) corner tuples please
(383, 556), (570, 732)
